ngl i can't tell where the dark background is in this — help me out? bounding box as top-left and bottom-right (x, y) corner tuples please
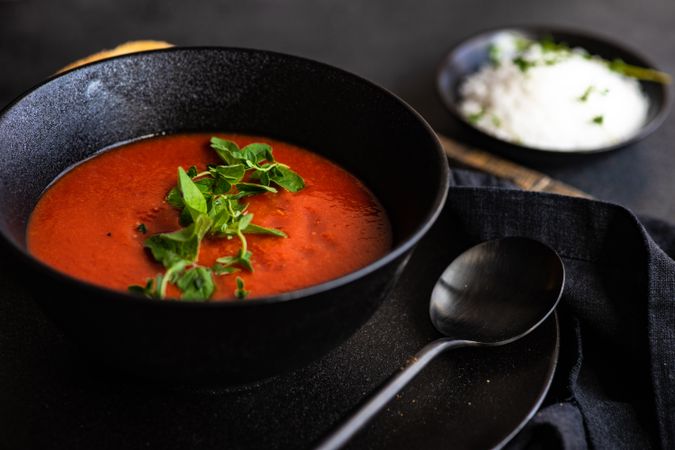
(1, 0), (674, 221)
(1, 1), (673, 449)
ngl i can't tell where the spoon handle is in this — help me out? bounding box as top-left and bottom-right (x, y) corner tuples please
(315, 338), (473, 450)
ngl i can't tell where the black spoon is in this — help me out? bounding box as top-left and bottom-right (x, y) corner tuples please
(316, 237), (565, 450)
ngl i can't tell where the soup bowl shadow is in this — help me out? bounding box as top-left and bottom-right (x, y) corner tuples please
(0, 47), (449, 384)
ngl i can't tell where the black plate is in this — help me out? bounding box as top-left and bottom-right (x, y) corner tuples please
(1, 178), (558, 450)
(437, 26), (670, 163)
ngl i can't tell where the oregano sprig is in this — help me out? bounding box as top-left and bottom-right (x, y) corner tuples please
(129, 138), (305, 300)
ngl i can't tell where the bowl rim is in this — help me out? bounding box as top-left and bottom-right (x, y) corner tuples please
(0, 45), (450, 309)
(435, 24), (672, 155)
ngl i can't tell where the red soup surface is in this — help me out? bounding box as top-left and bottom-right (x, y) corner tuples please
(27, 133), (393, 300)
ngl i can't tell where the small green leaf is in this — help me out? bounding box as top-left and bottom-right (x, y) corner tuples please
(128, 277), (158, 297)
(269, 166), (305, 192)
(237, 249), (253, 272)
(212, 178), (232, 195)
(213, 263), (240, 275)
(145, 234), (199, 267)
(209, 199), (233, 233)
(240, 143), (274, 165)
(211, 164), (246, 183)
(592, 115), (604, 125)
(166, 187), (184, 209)
(186, 165), (199, 178)
(238, 213), (254, 232)
(210, 138), (241, 165)
(194, 177), (215, 194)
(179, 207), (193, 227)
(144, 215), (212, 267)
(215, 255), (239, 266)
(215, 248), (253, 272)
(244, 223), (287, 237)
(159, 260), (189, 298)
(235, 277), (248, 299)
(236, 182), (278, 194)
(137, 223), (147, 234)
(176, 266), (215, 301)
(178, 167), (208, 221)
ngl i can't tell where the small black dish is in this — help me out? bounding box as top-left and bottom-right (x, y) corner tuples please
(437, 26), (671, 163)
(0, 47), (449, 384)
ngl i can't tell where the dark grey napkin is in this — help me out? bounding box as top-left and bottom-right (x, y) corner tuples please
(448, 170), (675, 450)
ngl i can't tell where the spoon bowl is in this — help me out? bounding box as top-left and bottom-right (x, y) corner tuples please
(431, 237), (565, 344)
(316, 237), (564, 450)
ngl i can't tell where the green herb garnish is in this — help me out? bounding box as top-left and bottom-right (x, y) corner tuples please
(539, 36), (570, 54)
(494, 36), (671, 84)
(234, 276), (248, 299)
(514, 36), (532, 52)
(608, 58), (671, 84)
(468, 109), (485, 124)
(137, 223), (148, 234)
(488, 43), (501, 65)
(592, 115), (604, 125)
(128, 138), (305, 300)
(579, 86), (594, 102)
(513, 56), (536, 72)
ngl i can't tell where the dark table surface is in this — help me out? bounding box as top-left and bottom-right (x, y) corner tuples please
(1, 1), (673, 449)
(2, 0), (675, 222)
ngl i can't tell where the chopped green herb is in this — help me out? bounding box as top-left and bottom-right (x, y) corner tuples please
(137, 223), (147, 234)
(488, 43), (501, 65)
(579, 86), (594, 102)
(129, 137), (305, 300)
(514, 36), (532, 52)
(539, 36), (570, 53)
(467, 110), (485, 124)
(608, 58), (671, 84)
(513, 56), (536, 72)
(499, 36), (671, 84)
(592, 115), (604, 125)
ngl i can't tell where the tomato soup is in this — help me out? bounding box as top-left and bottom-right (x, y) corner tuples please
(27, 133), (392, 300)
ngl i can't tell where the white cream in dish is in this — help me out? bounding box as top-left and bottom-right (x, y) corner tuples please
(459, 32), (649, 151)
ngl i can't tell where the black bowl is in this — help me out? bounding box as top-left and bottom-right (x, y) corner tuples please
(0, 47), (449, 384)
(437, 26), (670, 163)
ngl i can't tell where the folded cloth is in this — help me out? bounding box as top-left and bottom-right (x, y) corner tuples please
(448, 170), (675, 450)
